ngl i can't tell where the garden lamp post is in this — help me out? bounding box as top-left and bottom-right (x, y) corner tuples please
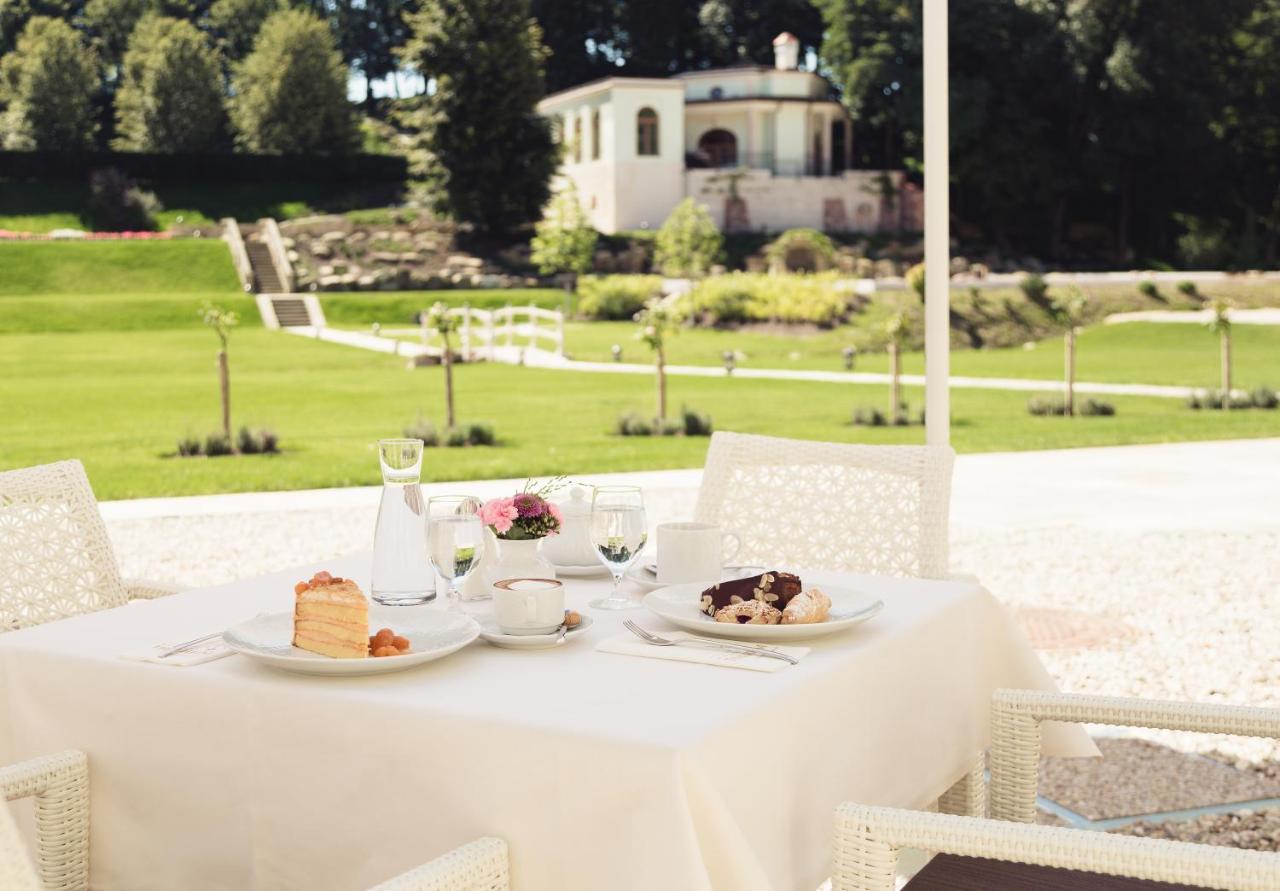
(842, 345), (857, 371)
(611, 343), (623, 363)
(723, 351), (736, 376)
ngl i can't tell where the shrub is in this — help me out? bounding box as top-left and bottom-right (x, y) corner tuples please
(444, 426), (469, 447)
(176, 435), (201, 456)
(681, 407), (713, 436)
(654, 198), (723, 277)
(765, 228), (836, 271)
(404, 418), (441, 446)
(577, 275), (664, 320)
(1187, 389), (1254, 410)
(453, 422), (496, 446)
(87, 167), (161, 231)
(852, 406), (887, 427)
(1251, 387), (1278, 409)
(1028, 397), (1115, 416)
(905, 262), (925, 299)
(236, 426), (280, 454)
(1019, 272), (1048, 306)
(682, 272), (850, 327)
(615, 412), (682, 436)
(1177, 280), (1199, 299)
(1137, 280), (1160, 300)
(204, 433), (233, 456)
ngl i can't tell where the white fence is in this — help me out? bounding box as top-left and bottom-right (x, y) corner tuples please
(379, 302), (565, 361)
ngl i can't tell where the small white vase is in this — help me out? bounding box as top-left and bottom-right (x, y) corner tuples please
(486, 532), (557, 593)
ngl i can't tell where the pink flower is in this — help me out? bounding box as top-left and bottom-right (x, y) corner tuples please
(513, 493), (545, 518)
(479, 497), (518, 535)
(546, 501), (564, 531)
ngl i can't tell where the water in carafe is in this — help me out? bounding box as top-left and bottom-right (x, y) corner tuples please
(371, 439), (435, 605)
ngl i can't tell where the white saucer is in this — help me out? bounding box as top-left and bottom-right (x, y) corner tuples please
(478, 615), (594, 649)
(552, 562), (610, 579)
(626, 564), (761, 593)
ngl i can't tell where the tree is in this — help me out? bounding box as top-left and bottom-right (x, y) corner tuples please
(80, 0), (195, 77)
(114, 16), (225, 151)
(201, 301), (239, 446)
(635, 299), (680, 421)
(530, 184), (598, 286)
(229, 8), (356, 154)
(1, 0), (77, 57)
(883, 309), (907, 422)
(529, 0), (616, 94)
(425, 301), (461, 428)
(1207, 297), (1234, 405)
(0, 17), (99, 150)
(1050, 287), (1088, 417)
(207, 0), (282, 65)
(399, 0), (557, 236)
(654, 199), (722, 277)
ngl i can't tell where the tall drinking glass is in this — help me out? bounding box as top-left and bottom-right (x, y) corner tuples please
(371, 438), (434, 605)
(589, 485), (647, 610)
(426, 495), (485, 611)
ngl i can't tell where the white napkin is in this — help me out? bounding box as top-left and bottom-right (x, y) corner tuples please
(120, 637), (234, 667)
(596, 631), (809, 672)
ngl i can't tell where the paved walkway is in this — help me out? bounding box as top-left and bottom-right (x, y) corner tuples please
(1106, 308), (1280, 325)
(291, 325), (1198, 400)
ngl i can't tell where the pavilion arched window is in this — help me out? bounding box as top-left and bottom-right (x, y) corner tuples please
(591, 110), (600, 160)
(637, 108), (659, 156)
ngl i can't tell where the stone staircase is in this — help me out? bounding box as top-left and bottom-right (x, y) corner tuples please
(270, 297), (313, 328)
(245, 239), (285, 293)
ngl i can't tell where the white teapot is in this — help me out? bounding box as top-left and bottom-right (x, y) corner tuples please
(540, 486), (598, 567)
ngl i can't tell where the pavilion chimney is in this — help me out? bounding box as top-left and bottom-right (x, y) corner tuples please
(773, 32), (800, 71)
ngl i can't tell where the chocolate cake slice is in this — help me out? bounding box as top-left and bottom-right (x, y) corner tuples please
(699, 570), (802, 617)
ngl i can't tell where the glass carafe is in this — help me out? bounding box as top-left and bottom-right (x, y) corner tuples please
(371, 439), (435, 605)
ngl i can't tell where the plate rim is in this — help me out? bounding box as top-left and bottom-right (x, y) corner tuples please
(641, 583), (883, 639)
(222, 609), (481, 674)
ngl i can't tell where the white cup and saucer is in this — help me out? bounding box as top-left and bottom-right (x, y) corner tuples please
(626, 522), (751, 591)
(478, 578), (592, 649)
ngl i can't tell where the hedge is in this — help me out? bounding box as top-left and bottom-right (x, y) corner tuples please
(0, 150), (407, 185)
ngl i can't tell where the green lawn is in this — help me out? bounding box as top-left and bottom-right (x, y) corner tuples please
(3, 327), (1279, 500)
(0, 240), (242, 295)
(562, 320), (1280, 390)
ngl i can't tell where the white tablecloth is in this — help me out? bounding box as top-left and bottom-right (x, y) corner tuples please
(0, 555), (1092, 891)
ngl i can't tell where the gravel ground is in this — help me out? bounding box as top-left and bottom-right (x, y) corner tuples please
(1116, 809), (1280, 851)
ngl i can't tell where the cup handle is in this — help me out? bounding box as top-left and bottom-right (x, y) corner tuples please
(722, 531), (742, 564)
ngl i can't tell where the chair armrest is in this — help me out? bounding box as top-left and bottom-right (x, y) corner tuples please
(989, 689), (1280, 822)
(365, 837), (508, 891)
(833, 803), (1280, 891)
(0, 751), (89, 891)
(123, 578), (184, 600)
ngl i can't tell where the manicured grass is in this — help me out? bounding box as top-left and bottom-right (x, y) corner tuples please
(320, 289), (570, 327)
(3, 328), (1279, 500)
(0, 240), (241, 295)
(563, 321), (1280, 390)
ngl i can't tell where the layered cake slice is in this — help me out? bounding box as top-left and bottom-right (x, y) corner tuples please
(293, 571), (369, 658)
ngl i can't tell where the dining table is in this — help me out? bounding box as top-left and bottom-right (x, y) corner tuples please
(0, 553), (1094, 891)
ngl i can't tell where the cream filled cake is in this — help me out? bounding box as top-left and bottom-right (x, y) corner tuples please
(293, 571), (369, 658)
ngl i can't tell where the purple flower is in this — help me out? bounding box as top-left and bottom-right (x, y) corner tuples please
(513, 493), (546, 518)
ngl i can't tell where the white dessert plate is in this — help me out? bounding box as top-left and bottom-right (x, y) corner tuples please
(223, 607), (480, 676)
(642, 584), (884, 641)
(552, 562), (610, 579)
(478, 615), (594, 649)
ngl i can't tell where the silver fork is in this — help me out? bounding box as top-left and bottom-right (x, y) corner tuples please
(623, 620), (798, 665)
(156, 631), (224, 659)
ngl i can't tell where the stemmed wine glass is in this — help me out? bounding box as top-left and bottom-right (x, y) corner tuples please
(426, 495), (485, 611)
(588, 485), (647, 610)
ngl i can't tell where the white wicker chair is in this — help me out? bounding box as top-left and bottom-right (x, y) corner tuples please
(0, 460), (182, 632)
(832, 689), (1280, 890)
(694, 432), (954, 578)
(0, 751), (509, 891)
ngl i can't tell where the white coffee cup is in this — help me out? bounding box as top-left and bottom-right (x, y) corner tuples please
(492, 578), (564, 635)
(656, 522), (742, 584)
